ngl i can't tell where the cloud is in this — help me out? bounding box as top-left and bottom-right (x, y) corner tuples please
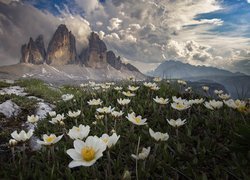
(0, 0), (19, 4)
(107, 17), (122, 31)
(74, 0), (101, 14)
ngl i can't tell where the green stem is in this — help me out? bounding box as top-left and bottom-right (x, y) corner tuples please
(107, 150), (112, 179)
(105, 114), (108, 133)
(136, 136), (141, 180)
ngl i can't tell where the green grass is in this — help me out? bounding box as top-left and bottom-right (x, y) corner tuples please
(0, 79), (249, 179)
(16, 79), (61, 103)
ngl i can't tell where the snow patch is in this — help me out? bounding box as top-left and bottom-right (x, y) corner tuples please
(0, 100), (20, 118)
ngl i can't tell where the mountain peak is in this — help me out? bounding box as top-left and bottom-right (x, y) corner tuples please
(46, 24), (77, 65)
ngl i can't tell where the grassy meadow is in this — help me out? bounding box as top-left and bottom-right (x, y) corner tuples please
(0, 78), (249, 179)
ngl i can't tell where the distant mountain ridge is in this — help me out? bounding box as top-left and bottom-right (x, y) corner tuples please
(148, 60), (250, 98)
(148, 60), (245, 79)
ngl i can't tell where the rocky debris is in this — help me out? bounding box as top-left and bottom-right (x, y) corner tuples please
(0, 100), (20, 118)
(20, 36), (46, 65)
(47, 24), (77, 65)
(0, 86), (28, 96)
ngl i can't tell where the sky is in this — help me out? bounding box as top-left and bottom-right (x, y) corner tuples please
(0, 0), (249, 74)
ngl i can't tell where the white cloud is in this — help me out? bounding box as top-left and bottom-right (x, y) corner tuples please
(75, 0), (101, 14)
(107, 18), (122, 31)
(96, 21), (103, 26)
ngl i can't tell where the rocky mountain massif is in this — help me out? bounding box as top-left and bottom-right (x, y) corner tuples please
(1, 24), (145, 83)
(20, 24), (140, 73)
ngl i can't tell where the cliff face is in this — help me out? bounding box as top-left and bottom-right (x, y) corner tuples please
(80, 32), (108, 68)
(79, 32), (140, 72)
(20, 36), (46, 65)
(46, 24), (77, 65)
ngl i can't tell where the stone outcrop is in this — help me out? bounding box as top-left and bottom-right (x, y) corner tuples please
(46, 24), (77, 65)
(20, 35), (46, 64)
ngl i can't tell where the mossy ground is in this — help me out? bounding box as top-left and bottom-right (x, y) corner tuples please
(0, 79), (249, 179)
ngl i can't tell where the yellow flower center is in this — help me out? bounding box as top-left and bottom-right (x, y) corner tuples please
(76, 128), (80, 131)
(81, 147), (95, 161)
(45, 136), (56, 143)
(135, 117), (141, 123)
(102, 138), (108, 144)
(176, 104), (184, 109)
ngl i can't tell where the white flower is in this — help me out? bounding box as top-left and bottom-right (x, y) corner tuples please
(224, 99), (246, 109)
(87, 99), (103, 106)
(202, 86), (209, 91)
(172, 96), (189, 104)
(143, 82), (157, 88)
(177, 80), (187, 86)
(100, 133), (120, 148)
(68, 110), (81, 118)
(153, 96), (169, 105)
(48, 111), (56, 117)
(9, 139), (18, 146)
(122, 91), (136, 97)
(128, 85), (139, 91)
(185, 87), (192, 92)
(204, 100), (223, 110)
(114, 86), (123, 91)
(131, 147), (150, 160)
(95, 114), (104, 120)
(27, 115), (39, 123)
(171, 102), (191, 111)
(126, 112), (147, 126)
(167, 118), (186, 127)
(68, 124), (90, 140)
(150, 85), (160, 91)
(101, 85), (111, 89)
(149, 128), (169, 141)
(37, 134), (63, 146)
(188, 98), (204, 105)
(214, 90), (223, 95)
(153, 77), (162, 82)
(218, 93), (230, 100)
(49, 114), (65, 124)
(96, 106), (115, 114)
(80, 83), (88, 87)
(62, 94), (74, 101)
(117, 98), (131, 105)
(66, 136), (106, 167)
(111, 110), (124, 118)
(11, 129), (34, 142)
(93, 86), (100, 90)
